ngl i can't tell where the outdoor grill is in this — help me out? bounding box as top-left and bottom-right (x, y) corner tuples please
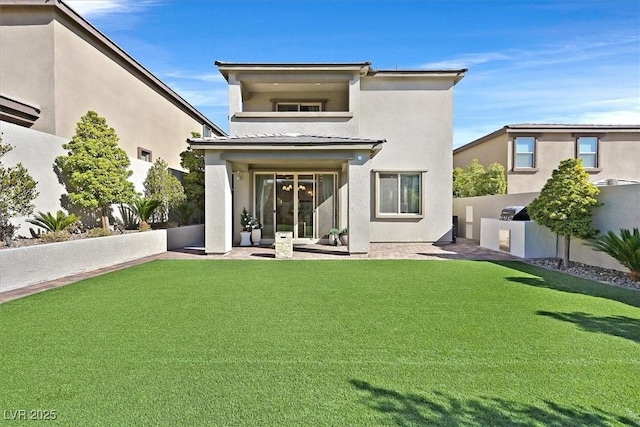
(499, 206), (530, 221)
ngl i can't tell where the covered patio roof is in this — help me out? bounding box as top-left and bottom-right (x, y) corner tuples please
(188, 133), (385, 168)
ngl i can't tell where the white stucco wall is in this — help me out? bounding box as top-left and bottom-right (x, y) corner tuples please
(361, 77), (456, 242)
(454, 184), (640, 272)
(0, 230), (166, 292)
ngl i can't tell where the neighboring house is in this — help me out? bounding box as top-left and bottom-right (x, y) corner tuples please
(189, 61), (466, 254)
(0, 0), (224, 170)
(0, 0), (224, 235)
(453, 124), (640, 194)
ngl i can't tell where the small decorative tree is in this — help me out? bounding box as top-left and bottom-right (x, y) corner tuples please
(453, 159), (507, 197)
(528, 158), (601, 268)
(0, 135), (39, 244)
(56, 111), (135, 230)
(143, 158), (186, 224)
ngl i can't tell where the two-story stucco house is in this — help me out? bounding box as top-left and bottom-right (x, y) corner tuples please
(453, 124), (640, 194)
(189, 61), (466, 254)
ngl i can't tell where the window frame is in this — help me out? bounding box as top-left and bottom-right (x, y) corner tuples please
(575, 135), (600, 170)
(137, 147), (152, 163)
(513, 135), (537, 171)
(273, 101), (324, 112)
(374, 171), (424, 219)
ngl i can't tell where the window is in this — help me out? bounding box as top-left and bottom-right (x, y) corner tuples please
(203, 125), (212, 138)
(275, 102), (322, 112)
(514, 136), (535, 168)
(577, 136), (598, 168)
(138, 147), (152, 162)
(376, 172), (422, 216)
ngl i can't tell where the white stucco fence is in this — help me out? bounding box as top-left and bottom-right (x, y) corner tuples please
(0, 230), (166, 292)
(453, 184), (640, 273)
(166, 225), (204, 250)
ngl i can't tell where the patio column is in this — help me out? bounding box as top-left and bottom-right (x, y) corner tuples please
(347, 153), (371, 254)
(204, 152), (232, 254)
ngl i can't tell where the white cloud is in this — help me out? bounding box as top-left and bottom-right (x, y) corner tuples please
(165, 71), (227, 84)
(64, 0), (160, 18)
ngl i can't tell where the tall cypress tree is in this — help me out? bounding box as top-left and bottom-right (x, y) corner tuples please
(56, 111), (135, 229)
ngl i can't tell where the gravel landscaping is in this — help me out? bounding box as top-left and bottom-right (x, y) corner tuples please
(527, 258), (639, 291)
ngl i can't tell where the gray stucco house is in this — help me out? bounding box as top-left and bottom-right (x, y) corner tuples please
(189, 61), (466, 254)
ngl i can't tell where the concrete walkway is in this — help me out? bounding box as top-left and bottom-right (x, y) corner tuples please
(0, 238), (518, 304)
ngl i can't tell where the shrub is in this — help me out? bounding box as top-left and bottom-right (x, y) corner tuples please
(118, 204), (139, 230)
(41, 230), (71, 243)
(87, 227), (113, 238)
(27, 210), (80, 233)
(129, 196), (162, 229)
(589, 228), (640, 281)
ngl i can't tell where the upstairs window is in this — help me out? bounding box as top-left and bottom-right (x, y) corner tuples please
(577, 136), (599, 168)
(275, 102), (322, 112)
(514, 136), (536, 168)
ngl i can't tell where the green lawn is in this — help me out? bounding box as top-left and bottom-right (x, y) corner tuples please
(1, 260), (639, 426)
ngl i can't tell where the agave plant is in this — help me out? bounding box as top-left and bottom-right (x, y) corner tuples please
(129, 196), (162, 229)
(588, 228), (640, 280)
(27, 210), (80, 233)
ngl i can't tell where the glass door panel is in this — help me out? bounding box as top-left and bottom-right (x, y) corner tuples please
(297, 175), (314, 238)
(255, 174), (275, 239)
(276, 175), (294, 233)
(316, 174), (336, 238)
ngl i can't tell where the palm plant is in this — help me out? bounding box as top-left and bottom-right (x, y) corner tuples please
(173, 202), (194, 226)
(588, 228), (640, 280)
(27, 210), (80, 233)
(129, 196), (162, 229)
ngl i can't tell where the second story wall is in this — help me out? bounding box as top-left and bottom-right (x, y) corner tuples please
(454, 125), (640, 194)
(222, 64), (365, 137)
(0, 3), (223, 170)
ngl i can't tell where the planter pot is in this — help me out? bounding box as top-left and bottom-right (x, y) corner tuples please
(251, 229), (262, 246)
(240, 231), (252, 246)
(340, 235), (348, 246)
(329, 234), (341, 246)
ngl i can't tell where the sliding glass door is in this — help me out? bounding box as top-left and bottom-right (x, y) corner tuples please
(255, 173), (337, 241)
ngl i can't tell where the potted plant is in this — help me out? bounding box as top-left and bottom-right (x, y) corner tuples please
(329, 228), (341, 246)
(250, 217), (262, 246)
(339, 228), (348, 246)
(239, 208), (252, 246)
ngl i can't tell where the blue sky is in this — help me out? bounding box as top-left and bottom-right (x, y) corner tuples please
(66, 0), (639, 148)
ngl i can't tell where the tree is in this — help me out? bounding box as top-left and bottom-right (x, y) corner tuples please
(180, 132), (205, 222)
(143, 158), (186, 223)
(56, 111), (135, 229)
(0, 135), (39, 242)
(528, 158), (601, 268)
(453, 159), (507, 197)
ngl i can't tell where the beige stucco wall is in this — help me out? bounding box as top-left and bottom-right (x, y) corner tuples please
(0, 8), (56, 129)
(453, 133), (507, 170)
(360, 76), (456, 242)
(457, 130), (640, 195)
(0, 6), (212, 170)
